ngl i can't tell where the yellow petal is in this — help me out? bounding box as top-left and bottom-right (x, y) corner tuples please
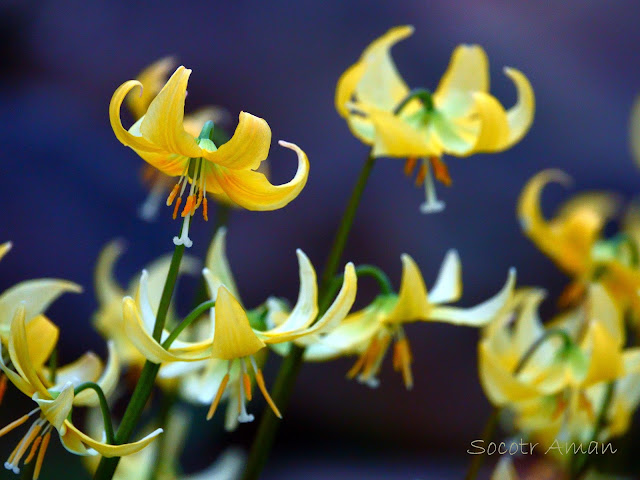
(8, 305), (50, 398)
(25, 315), (59, 369)
(61, 420), (162, 458)
(428, 249), (462, 305)
(335, 61), (367, 119)
(588, 283), (624, 347)
(580, 321), (624, 387)
(211, 287), (265, 360)
(466, 91), (510, 152)
(429, 268), (516, 326)
(54, 352), (102, 388)
(109, 80), (165, 154)
(433, 44), (489, 118)
(503, 67), (535, 148)
(0, 241), (12, 262)
(139, 66), (203, 159)
(261, 250), (318, 336)
(271, 262), (357, 345)
(209, 140), (308, 211)
(0, 340), (35, 397)
(386, 254), (430, 323)
(0, 278), (82, 337)
(127, 57), (176, 120)
(122, 297), (212, 364)
(201, 112), (271, 171)
(94, 240), (126, 307)
(205, 227), (241, 301)
(73, 342), (120, 407)
(35, 383), (74, 431)
(183, 106), (229, 138)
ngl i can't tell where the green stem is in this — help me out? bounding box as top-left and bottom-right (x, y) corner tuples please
(75, 382), (115, 445)
(393, 88), (433, 115)
(242, 153), (377, 480)
(321, 264), (393, 313)
(48, 346), (57, 384)
(463, 329), (573, 480)
(93, 243), (185, 480)
(162, 300), (216, 349)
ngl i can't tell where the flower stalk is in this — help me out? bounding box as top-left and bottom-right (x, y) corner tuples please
(242, 153), (376, 480)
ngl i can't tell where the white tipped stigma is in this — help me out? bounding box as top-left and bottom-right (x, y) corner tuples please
(173, 214), (193, 248)
(358, 376), (380, 389)
(237, 365), (255, 424)
(419, 159), (445, 214)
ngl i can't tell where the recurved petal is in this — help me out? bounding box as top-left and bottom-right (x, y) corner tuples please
(25, 315), (59, 369)
(62, 420), (162, 458)
(580, 321), (624, 387)
(211, 287), (265, 360)
(205, 227), (241, 301)
(433, 44), (490, 118)
(335, 61), (367, 118)
(0, 278), (82, 334)
(428, 249), (462, 305)
(429, 268), (516, 326)
(210, 140), (308, 211)
(94, 240), (126, 307)
(109, 80), (165, 153)
(0, 340), (34, 397)
(271, 262), (357, 345)
(139, 66), (203, 158)
(123, 297), (212, 364)
(53, 352), (102, 389)
(73, 342), (120, 407)
(0, 241), (12, 262)
(354, 25), (414, 111)
(503, 67), (535, 148)
(466, 91), (510, 153)
(128, 56), (176, 120)
(260, 249), (318, 336)
(386, 254), (430, 323)
(201, 112), (271, 171)
(35, 383), (74, 431)
(8, 305), (50, 398)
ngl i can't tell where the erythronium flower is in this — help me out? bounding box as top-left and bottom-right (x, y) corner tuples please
(125, 57), (231, 222)
(123, 228), (357, 423)
(0, 306), (161, 479)
(110, 66), (309, 247)
(92, 240), (198, 370)
(304, 251), (516, 389)
(336, 25), (534, 213)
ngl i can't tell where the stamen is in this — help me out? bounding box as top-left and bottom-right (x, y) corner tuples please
(173, 214), (193, 248)
(404, 157), (418, 176)
(7, 420), (42, 473)
(23, 436), (41, 465)
(359, 334), (392, 388)
(419, 158), (445, 214)
(414, 163), (427, 186)
(237, 362), (255, 423)
(250, 357), (282, 418)
(393, 335), (414, 390)
(0, 415), (30, 438)
(0, 374), (7, 405)
(430, 156), (451, 186)
(181, 195), (195, 217)
(206, 373), (230, 420)
(172, 197), (182, 220)
(166, 184), (181, 207)
(33, 431), (51, 480)
(241, 361), (252, 402)
(203, 198), (209, 221)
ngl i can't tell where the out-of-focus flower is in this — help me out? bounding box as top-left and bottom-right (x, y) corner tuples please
(92, 240), (198, 372)
(110, 66), (309, 247)
(304, 251), (516, 389)
(123, 228), (357, 424)
(336, 25), (534, 213)
(491, 458), (518, 480)
(0, 306), (160, 479)
(84, 407), (245, 480)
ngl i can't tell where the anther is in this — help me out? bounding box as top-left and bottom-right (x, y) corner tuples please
(203, 198), (209, 221)
(172, 197), (182, 219)
(404, 157), (418, 176)
(430, 156), (451, 186)
(181, 195), (195, 217)
(166, 184), (180, 207)
(207, 373), (230, 420)
(414, 163), (427, 186)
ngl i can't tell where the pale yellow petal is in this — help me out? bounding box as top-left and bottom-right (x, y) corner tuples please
(209, 140), (308, 211)
(0, 241), (12, 262)
(62, 420), (162, 458)
(128, 57), (176, 120)
(35, 383), (74, 431)
(25, 315), (59, 369)
(211, 287), (265, 360)
(94, 240), (126, 307)
(74, 342), (120, 407)
(580, 321), (624, 387)
(465, 91), (510, 153)
(205, 227), (241, 301)
(429, 268), (516, 326)
(201, 112), (271, 171)
(386, 254), (430, 323)
(0, 340), (35, 397)
(139, 66), (203, 158)
(54, 352), (102, 388)
(336, 61), (367, 119)
(428, 249), (462, 305)
(503, 67), (535, 147)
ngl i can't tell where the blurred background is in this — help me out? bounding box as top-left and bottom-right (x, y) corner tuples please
(1, 1), (640, 478)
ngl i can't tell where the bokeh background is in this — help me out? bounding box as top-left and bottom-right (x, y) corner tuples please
(1, 1), (640, 478)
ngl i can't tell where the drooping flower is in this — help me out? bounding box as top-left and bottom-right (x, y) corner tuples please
(0, 306), (160, 480)
(303, 250), (516, 389)
(110, 66), (309, 247)
(336, 25), (535, 213)
(122, 228), (357, 424)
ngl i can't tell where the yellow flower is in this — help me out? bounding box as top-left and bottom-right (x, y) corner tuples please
(110, 66), (309, 247)
(0, 306), (160, 479)
(92, 240), (198, 369)
(304, 251), (515, 389)
(122, 228), (357, 423)
(336, 26), (534, 213)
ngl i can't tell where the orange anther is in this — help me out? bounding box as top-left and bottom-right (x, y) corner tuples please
(203, 197), (209, 221)
(166, 184), (180, 206)
(430, 156), (452, 186)
(207, 373), (230, 421)
(34, 431), (51, 480)
(243, 372), (253, 402)
(172, 197), (182, 220)
(0, 374), (8, 405)
(181, 195), (195, 217)
(393, 338), (414, 390)
(255, 369), (282, 418)
(24, 435), (42, 465)
(404, 157), (418, 176)
(414, 164), (427, 186)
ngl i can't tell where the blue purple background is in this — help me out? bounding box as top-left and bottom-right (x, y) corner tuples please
(1, 1), (639, 478)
